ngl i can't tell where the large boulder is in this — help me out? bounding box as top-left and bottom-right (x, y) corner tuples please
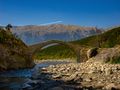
(0, 29), (34, 71)
(89, 45), (120, 63)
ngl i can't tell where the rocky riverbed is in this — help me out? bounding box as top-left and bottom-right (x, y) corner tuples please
(39, 59), (120, 90)
(0, 60), (120, 90)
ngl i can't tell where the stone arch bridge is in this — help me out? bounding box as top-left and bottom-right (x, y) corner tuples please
(29, 40), (89, 62)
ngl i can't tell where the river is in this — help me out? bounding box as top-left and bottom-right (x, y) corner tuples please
(0, 61), (70, 90)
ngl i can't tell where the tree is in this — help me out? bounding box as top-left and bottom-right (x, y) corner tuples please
(5, 24), (12, 31)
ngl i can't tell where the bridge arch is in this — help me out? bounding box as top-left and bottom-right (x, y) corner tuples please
(29, 40), (81, 62)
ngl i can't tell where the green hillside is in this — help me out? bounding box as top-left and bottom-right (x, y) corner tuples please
(35, 27), (120, 60)
(72, 27), (120, 48)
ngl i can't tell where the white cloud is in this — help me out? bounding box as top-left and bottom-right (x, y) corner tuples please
(40, 21), (63, 26)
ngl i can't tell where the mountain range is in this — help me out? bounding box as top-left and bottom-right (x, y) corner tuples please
(12, 24), (102, 45)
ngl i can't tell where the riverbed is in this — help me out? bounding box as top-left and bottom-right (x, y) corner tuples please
(1, 59), (120, 90)
(0, 60), (71, 90)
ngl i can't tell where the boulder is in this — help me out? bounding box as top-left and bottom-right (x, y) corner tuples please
(90, 46), (120, 63)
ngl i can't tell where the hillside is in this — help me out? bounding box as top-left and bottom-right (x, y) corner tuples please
(34, 45), (77, 60)
(35, 27), (120, 60)
(0, 28), (34, 71)
(12, 24), (102, 45)
(72, 27), (120, 48)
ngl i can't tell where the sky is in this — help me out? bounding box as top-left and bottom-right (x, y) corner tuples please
(0, 0), (120, 28)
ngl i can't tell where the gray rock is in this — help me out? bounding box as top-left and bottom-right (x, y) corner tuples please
(65, 72), (78, 82)
(88, 67), (97, 74)
(104, 83), (116, 90)
(84, 78), (92, 82)
(105, 68), (113, 75)
(52, 74), (62, 79)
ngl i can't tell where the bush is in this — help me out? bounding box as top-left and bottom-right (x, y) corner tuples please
(110, 57), (120, 64)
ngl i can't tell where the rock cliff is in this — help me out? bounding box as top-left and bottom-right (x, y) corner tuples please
(0, 28), (34, 71)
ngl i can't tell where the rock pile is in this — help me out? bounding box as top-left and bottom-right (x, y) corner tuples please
(40, 60), (120, 89)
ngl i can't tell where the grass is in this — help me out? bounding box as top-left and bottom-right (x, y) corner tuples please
(72, 27), (120, 48)
(110, 57), (120, 64)
(34, 44), (77, 60)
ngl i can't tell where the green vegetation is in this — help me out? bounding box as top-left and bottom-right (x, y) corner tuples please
(0, 28), (34, 70)
(35, 27), (120, 60)
(109, 57), (120, 64)
(72, 27), (120, 48)
(34, 45), (76, 60)
(0, 29), (26, 47)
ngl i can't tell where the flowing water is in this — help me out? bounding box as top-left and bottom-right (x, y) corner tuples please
(0, 61), (70, 90)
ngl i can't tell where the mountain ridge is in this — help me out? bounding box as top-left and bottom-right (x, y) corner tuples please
(12, 24), (102, 45)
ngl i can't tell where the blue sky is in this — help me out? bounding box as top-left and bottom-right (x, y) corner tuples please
(0, 0), (120, 28)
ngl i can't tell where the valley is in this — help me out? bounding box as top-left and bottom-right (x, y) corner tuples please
(0, 25), (120, 90)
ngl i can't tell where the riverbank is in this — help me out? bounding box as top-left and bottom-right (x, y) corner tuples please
(34, 58), (76, 63)
(39, 59), (120, 90)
